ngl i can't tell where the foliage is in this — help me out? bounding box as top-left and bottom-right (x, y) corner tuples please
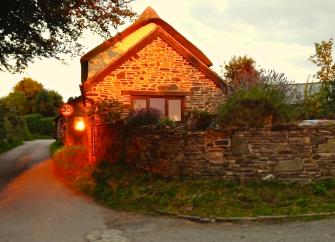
(39, 117), (55, 136)
(0, 0), (136, 72)
(223, 55), (260, 87)
(50, 140), (63, 156)
(24, 113), (44, 133)
(4, 78), (63, 116)
(158, 117), (175, 127)
(301, 80), (335, 119)
(309, 39), (335, 83)
(218, 70), (300, 128)
(52, 145), (95, 193)
(185, 110), (214, 130)
(13, 77), (43, 100)
(32, 89), (63, 116)
(0, 98), (32, 153)
(95, 98), (123, 124)
(91, 162), (335, 218)
(23, 114), (55, 137)
(2, 91), (28, 115)
(126, 108), (162, 128)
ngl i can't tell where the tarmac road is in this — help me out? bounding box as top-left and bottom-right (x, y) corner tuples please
(1, 140), (335, 242)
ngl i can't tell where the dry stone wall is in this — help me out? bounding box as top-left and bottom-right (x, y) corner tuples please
(122, 124), (335, 182)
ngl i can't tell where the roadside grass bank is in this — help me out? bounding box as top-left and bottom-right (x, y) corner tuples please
(51, 153), (335, 219)
(92, 161), (335, 218)
(50, 140), (63, 156)
(52, 145), (95, 194)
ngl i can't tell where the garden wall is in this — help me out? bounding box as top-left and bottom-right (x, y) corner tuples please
(121, 124), (335, 182)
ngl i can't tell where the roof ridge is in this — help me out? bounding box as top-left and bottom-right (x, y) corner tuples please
(136, 6), (160, 23)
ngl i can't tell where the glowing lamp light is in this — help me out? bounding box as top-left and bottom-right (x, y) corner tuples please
(74, 117), (85, 131)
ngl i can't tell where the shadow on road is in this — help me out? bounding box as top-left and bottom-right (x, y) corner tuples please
(0, 140), (54, 193)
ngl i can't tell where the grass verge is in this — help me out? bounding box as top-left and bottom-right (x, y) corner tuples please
(0, 141), (23, 155)
(50, 140), (63, 156)
(91, 161), (335, 218)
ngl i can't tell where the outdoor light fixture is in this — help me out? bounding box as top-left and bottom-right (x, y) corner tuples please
(74, 117), (85, 131)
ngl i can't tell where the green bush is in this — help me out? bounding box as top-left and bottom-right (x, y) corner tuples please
(218, 71), (299, 128)
(126, 108), (162, 128)
(158, 117), (175, 127)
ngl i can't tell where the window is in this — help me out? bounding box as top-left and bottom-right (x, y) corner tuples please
(149, 98), (165, 114)
(132, 96), (183, 121)
(168, 99), (182, 121)
(133, 99), (146, 109)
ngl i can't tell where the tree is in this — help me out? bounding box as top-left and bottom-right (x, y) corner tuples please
(223, 55), (260, 87)
(13, 77), (43, 100)
(33, 89), (63, 116)
(3, 91), (29, 115)
(0, 0), (136, 72)
(309, 38), (335, 83)
(13, 78), (43, 113)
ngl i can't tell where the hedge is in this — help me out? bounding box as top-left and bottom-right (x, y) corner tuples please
(23, 113), (55, 137)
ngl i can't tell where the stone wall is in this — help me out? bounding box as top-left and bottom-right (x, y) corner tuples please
(122, 124), (335, 182)
(85, 36), (225, 114)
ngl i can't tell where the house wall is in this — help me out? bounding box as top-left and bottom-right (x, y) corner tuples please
(118, 124), (335, 183)
(85, 36), (225, 115)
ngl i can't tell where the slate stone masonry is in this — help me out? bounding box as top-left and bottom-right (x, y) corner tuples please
(121, 124), (335, 182)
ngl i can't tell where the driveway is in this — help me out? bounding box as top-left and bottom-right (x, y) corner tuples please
(1, 140), (335, 242)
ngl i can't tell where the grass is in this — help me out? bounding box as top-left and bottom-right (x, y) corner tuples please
(50, 140), (63, 156)
(91, 161), (335, 218)
(0, 141), (23, 155)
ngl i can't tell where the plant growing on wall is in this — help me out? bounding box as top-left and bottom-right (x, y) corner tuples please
(126, 108), (162, 128)
(95, 98), (123, 125)
(218, 70), (300, 128)
(184, 110), (215, 130)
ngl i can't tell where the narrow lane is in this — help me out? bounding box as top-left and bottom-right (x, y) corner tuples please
(0, 140), (109, 242)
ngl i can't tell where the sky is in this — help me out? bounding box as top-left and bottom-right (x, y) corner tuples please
(1, 0), (335, 101)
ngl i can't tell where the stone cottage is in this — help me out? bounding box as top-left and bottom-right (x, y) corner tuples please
(62, 7), (229, 161)
(80, 6), (228, 120)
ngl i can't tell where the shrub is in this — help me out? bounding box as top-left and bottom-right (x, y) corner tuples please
(158, 117), (175, 127)
(126, 108), (162, 128)
(218, 70), (300, 128)
(52, 145), (95, 193)
(185, 110), (214, 130)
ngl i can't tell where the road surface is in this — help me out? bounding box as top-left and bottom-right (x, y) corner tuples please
(1, 140), (335, 242)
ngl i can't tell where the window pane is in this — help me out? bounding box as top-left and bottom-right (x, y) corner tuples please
(168, 100), (181, 121)
(133, 99), (146, 109)
(149, 98), (165, 115)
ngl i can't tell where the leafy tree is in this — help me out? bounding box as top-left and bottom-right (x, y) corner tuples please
(47, 90), (64, 111)
(33, 89), (63, 116)
(13, 77), (43, 100)
(2, 91), (29, 115)
(1, 0), (136, 72)
(223, 55), (260, 87)
(309, 39), (335, 83)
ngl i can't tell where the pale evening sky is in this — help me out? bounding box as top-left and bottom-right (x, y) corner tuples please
(1, 0), (334, 100)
